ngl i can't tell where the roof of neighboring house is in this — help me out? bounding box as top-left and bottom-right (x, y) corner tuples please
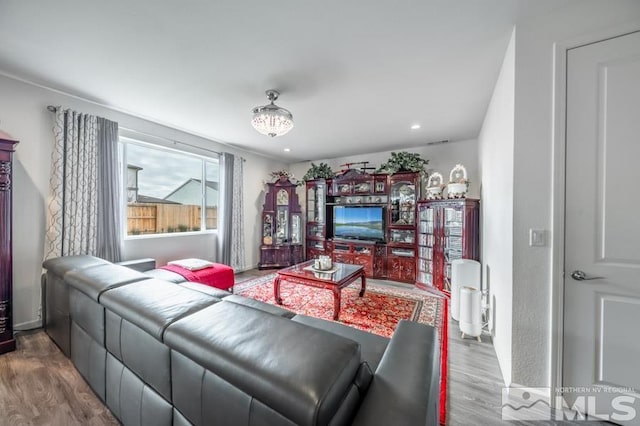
(164, 178), (219, 200)
(135, 194), (181, 204)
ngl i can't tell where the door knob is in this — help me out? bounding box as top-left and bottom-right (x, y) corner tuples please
(570, 270), (605, 281)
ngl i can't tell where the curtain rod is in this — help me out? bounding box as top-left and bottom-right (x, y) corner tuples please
(47, 105), (223, 156)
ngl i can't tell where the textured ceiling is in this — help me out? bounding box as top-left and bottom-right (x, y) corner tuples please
(0, 0), (574, 162)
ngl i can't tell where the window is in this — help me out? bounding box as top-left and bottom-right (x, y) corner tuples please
(120, 138), (219, 236)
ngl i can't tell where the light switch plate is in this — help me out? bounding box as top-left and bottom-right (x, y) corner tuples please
(529, 229), (546, 247)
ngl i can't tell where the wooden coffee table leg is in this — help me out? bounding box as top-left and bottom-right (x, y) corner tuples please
(359, 271), (366, 297)
(274, 276), (283, 305)
(332, 287), (341, 320)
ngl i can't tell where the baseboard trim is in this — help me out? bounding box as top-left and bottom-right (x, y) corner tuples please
(14, 319), (43, 332)
(235, 264), (258, 273)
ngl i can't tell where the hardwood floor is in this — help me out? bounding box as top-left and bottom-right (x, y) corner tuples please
(446, 319), (609, 426)
(0, 330), (118, 426)
(0, 271), (610, 425)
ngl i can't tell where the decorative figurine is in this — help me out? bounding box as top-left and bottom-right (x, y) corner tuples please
(426, 172), (445, 199)
(446, 164), (469, 199)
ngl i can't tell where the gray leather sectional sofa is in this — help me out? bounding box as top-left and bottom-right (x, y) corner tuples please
(42, 255), (440, 426)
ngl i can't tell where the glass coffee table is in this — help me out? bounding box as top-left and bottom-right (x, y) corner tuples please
(273, 260), (366, 320)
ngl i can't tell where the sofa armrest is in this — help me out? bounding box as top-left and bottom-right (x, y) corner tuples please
(352, 320), (440, 426)
(116, 258), (156, 272)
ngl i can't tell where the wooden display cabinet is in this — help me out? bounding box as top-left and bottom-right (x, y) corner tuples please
(259, 178), (304, 269)
(386, 172), (420, 283)
(0, 133), (18, 354)
(305, 179), (330, 259)
(416, 198), (479, 293)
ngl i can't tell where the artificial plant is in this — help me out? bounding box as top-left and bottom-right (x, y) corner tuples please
(376, 151), (429, 174)
(302, 162), (334, 181)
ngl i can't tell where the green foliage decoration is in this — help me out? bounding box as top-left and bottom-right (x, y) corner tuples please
(376, 151), (429, 174)
(302, 162), (335, 181)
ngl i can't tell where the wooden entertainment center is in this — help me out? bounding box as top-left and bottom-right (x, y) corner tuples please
(305, 170), (422, 283)
(304, 169), (480, 286)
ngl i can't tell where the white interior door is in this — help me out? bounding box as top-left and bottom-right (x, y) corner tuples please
(563, 31), (640, 424)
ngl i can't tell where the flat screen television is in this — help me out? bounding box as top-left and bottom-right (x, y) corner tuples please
(333, 206), (385, 242)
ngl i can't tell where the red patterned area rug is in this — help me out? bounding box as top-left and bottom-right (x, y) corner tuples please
(236, 273), (443, 338)
(237, 273), (448, 425)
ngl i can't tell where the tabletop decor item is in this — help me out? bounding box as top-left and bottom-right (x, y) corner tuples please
(446, 164), (469, 198)
(313, 254), (333, 271)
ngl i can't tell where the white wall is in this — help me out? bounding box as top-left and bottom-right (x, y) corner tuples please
(290, 139), (479, 199)
(0, 74), (285, 329)
(510, 1), (640, 388)
(478, 29), (515, 386)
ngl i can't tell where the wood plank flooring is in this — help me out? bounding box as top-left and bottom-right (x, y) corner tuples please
(447, 319), (609, 426)
(0, 330), (118, 426)
(0, 269), (611, 425)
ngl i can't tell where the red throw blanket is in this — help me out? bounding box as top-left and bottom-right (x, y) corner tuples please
(159, 263), (234, 290)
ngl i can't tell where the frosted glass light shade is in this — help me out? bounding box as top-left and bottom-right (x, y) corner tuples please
(251, 90), (294, 137)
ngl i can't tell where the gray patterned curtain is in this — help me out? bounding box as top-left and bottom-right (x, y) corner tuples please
(217, 152), (245, 270)
(44, 107), (122, 262)
(96, 117), (123, 261)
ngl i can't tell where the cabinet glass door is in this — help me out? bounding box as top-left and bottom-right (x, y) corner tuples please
(390, 180), (416, 225)
(276, 207), (289, 244)
(291, 213), (301, 244)
(263, 213), (273, 245)
(443, 206), (463, 291)
(307, 183), (325, 224)
(417, 206), (435, 287)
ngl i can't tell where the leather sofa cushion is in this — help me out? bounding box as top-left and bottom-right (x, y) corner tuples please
(43, 255), (110, 277)
(143, 268), (188, 283)
(100, 279), (220, 340)
(116, 258), (156, 272)
(178, 281), (232, 299)
(352, 320), (440, 426)
(292, 314), (389, 371)
(105, 353), (173, 426)
(165, 302), (366, 426)
(65, 263), (150, 301)
(105, 310), (173, 402)
(221, 295), (295, 318)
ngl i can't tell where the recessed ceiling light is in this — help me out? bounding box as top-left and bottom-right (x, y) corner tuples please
(283, 148), (291, 152)
(411, 124), (421, 130)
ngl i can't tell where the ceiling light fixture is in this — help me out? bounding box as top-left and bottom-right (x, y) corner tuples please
(411, 124), (421, 130)
(251, 90), (294, 137)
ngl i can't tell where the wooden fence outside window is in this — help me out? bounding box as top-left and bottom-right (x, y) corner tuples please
(127, 203), (217, 235)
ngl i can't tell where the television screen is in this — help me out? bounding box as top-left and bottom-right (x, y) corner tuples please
(333, 206), (385, 242)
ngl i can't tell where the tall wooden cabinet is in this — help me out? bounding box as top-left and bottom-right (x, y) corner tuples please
(259, 178), (304, 269)
(416, 199), (479, 293)
(305, 178), (331, 259)
(386, 172), (420, 282)
(0, 133), (18, 354)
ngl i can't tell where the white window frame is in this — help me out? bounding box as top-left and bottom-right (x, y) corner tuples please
(120, 136), (219, 239)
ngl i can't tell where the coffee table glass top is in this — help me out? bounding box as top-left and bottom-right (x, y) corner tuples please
(277, 260), (363, 283)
